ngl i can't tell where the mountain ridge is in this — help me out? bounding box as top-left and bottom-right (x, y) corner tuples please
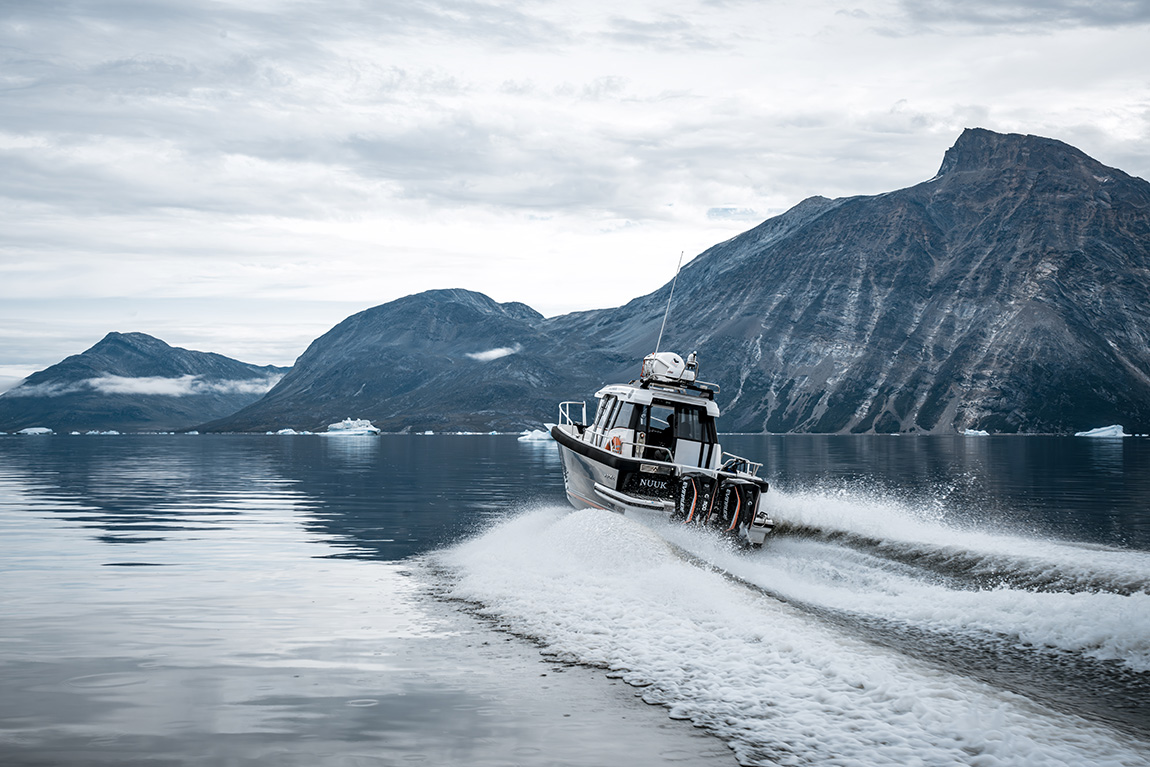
(8, 128), (1148, 435)
(0, 332), (288, 433)
(204, 127), (1150, 434)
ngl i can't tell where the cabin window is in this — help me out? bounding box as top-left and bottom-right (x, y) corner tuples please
(647, 404), (674, 435)
(674, 406), (715, 442)
(610, 402), (637, 431)
(635, 401), (716, 444)
(637, 403), (676, 453)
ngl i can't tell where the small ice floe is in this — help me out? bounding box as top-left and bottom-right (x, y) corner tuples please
(962, 429), (989, 436)
(323, 418), (380, 435)
(1074, 425), (1128, 438)
(271, 428), (309, 435)
(518, 424), (556, 442)
(18, 427), (53, 435)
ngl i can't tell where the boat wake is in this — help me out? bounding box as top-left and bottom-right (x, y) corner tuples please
(431, 491), (1150, 766)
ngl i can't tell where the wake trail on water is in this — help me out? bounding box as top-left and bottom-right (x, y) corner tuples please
(767, 486), (1150, 597)
(652, 487), (1150, 740)
(432, 499), (1150, 766)
(704, 487), (1150, 671)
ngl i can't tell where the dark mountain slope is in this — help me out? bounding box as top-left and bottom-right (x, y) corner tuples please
(0, 332), (287, 433)
(551, 128), (1150, 433)
(201, 128), (1150, 434)
(200, 289), (578, 433)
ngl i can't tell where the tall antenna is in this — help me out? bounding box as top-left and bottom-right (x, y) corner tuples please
(654, 251), (684, 354)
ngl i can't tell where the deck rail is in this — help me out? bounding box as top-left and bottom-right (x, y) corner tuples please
(558, 401), (586, 427)
(720, 452), (762, 476)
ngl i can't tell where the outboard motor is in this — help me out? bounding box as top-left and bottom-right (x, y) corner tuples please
(673, 471), (714, 523)
(713, 478), (761, 533)
(675, 471), (772, 542)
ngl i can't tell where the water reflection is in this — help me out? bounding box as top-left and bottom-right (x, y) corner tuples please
(0, 434), (568, 562)
(1083, 437), (1125, 475)
(320, 434), (380, 465)
(2, 433), (1148, 766)
(0, 435), (732, 767)
(2, 434), (1147, 559)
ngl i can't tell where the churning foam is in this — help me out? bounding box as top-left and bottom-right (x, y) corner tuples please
(655, 487), (1150, 672)
(436, 507), (1149, 766)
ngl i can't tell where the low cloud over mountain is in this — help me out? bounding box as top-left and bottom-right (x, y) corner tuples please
(0, 332), (287, 433)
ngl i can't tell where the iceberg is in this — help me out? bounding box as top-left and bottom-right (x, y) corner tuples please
(518, 424), (556, 442)
(323, 418), (380, 435)
(962, 429), (989, 436)
(18, 427), (53, 435)
(1074, 425), (1128, 438)
(271, 428), (310, 435)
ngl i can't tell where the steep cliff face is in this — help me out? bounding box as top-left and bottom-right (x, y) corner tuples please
(0, 332), (287, 432)
(564, 128), (1150, 434)
(204, 128), (1150, 434)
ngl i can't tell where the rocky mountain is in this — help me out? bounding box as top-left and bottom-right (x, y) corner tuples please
(199, 290), (572, 433)
(0, 332), (287, 433)
(561, 127), (1150, 434)
(204, 128), (1150, 434)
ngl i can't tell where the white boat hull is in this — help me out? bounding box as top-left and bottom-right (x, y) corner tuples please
(552, 424), (774, 546)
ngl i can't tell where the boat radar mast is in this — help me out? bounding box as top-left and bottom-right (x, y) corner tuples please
(653, 251), (684, 355)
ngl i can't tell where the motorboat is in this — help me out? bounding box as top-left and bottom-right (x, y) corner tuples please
(551, 351), (775, 546)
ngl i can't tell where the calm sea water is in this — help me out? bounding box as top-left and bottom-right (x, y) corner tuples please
(1, 434), (1148, 766)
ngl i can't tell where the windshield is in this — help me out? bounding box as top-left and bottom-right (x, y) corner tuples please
(641, 400), (716, 444)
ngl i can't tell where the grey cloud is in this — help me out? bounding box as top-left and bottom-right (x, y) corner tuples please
(899, 0), (1150, 29)
(1, 381), (81, 398)
(580, 76), (628, 101)
(2, 374), (283, 398)
(0, 0), (569, 222)
(0, 0), (561, 141)
(602, 14), (725, 49)
(0, 0), (831, 225)
(0, 146), (343, 218)
(90, 54), (204, 92)
(1, 0), (566, 57)
(338, 101), (960, 217)
(465, 344), (522, 361)
(707, 207), (759, 221)
(4, 0), (1143, 255)
(341, 108), (631, 211)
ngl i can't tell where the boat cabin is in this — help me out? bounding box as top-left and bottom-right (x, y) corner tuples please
(586, 384), (723, 469)
(552, 350), (773, 544)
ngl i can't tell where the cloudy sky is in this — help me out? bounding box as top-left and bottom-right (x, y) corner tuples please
(2, 0), (1148, 390)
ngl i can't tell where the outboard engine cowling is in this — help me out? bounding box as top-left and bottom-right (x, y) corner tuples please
(673, 471), (713, 523)
(641, 352), (697, 384)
